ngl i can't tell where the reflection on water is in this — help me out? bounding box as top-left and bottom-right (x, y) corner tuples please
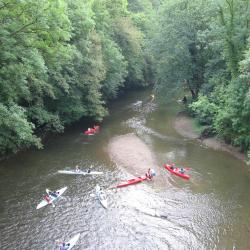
(0, 89), (250, 249)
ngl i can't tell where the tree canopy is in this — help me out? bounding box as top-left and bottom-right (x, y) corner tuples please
(153, 0), (250, 162)
(1, 0), (250, 162)
(0, 0), (154, 155)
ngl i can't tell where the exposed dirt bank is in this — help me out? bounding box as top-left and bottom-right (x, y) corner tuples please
(174, 112), (247, 162)
(108, 133), (167, 186)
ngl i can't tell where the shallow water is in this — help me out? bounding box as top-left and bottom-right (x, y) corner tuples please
(0, 89), (249, 249)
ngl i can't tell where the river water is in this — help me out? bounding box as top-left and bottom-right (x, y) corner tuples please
(0, 89), (250, 250)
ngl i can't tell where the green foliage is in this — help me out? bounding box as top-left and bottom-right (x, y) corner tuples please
(101, 37), (128, 100)
(217, 0), (250, 78)
(27, 106), (64, 133)
(152, 0), (215, 102)
(0, 0), (154, 156)
(191, 75), (250, 152)
(153, 0), (250, 162)
(113, 17), (147, 87)
(189, 95), (218, 125)
(0, 104), (41, 154)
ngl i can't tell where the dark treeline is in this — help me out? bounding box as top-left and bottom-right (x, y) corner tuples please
(0, 0), (156, 156)
(153, 0), (250, 163)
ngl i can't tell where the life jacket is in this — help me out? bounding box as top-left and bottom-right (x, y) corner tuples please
(44, 195), (50, 203)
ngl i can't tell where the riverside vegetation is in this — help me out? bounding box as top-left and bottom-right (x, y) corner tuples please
(0, 0), (156, 156)
(1, 0), (250, 163)
(152, 0), (250, 164)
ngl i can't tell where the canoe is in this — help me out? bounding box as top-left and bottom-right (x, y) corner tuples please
(164, 164), (190, 180)
(114, 176), (148, 188)
(58, 170), (103, 175)
(95, 185), (108, 209)
(36, 187), (67, 209)
(64, 233), (80, 250)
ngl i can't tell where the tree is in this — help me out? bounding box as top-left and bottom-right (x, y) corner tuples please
(0, 0), (156, 156)
(152, 0), (216, 101)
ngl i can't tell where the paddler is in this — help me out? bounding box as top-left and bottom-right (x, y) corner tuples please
(146, 168), (156, 180)
(170, 164), (175, 170)
(47, 189), (58, 198)
(43, 194), (51, 203)
(179, 168), (185, 174)
(145, 168), (151, 180)
(59, 242), (70, 250)
(75, 165), (80, 172)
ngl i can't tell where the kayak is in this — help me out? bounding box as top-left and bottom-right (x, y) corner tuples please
(84, 130), (95, 135)
(164, 164), (190, 180)
(95, 184), (108, 209)
(84, 125), (100, 135)
(58, 170), (103, 175)
(64, 233), (80, 250)
(36, 187), (67, 209)
(114, 176), (148, 188)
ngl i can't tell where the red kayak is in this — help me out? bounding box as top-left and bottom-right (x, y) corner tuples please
(114, 176), (148, 188)
(164, 164), (190, 180)
(84, 125), (100, 135)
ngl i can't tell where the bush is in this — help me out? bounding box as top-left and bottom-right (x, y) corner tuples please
(189, 95), (218, 125)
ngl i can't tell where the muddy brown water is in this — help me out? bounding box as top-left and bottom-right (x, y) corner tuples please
(0, 89), (250, 249)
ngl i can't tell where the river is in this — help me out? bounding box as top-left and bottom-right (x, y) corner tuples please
(0, 89), (250, 249)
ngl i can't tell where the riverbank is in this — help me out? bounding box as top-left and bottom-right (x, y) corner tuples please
(174, 112), (247, 163)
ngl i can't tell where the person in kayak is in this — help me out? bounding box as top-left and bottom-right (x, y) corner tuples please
(48, 190), (58, 198)
(44, 194), (51, 203)
(170, 164), (175, 170)
(146, 168), (156, 180)
(75, 165), (80, 172)
(179, 168), (185, 174)
(87, 169), (91, 173)
(59, 242), (70, 250)
(145, 168), (152, 180)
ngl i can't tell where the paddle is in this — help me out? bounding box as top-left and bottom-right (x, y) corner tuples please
(51, 201), (55, 208)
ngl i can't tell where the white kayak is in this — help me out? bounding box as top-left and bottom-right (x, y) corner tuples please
(95, 184), (108, 209)
(63, 233), (80, 250)
(58, 170), (103, 175)
(36, 187), (67, 209)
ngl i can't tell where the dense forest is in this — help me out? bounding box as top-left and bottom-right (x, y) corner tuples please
(1, 0), (250, 163)
(153, 0), (250, 163)
(0, 0), (156, 156)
